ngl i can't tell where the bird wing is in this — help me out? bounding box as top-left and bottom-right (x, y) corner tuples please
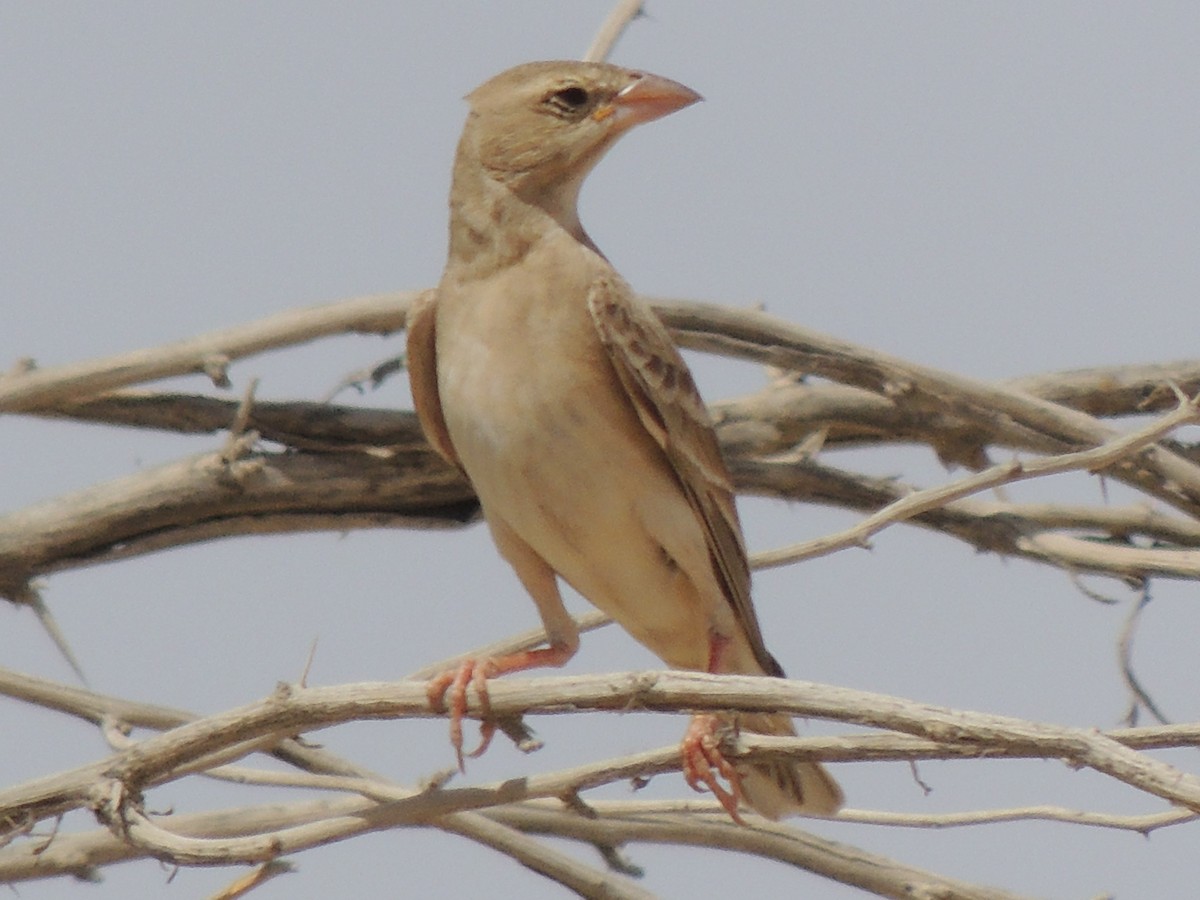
(405, 289), (462, 470)
(587, 274), (783, 677)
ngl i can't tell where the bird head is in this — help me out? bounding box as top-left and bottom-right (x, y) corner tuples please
(456, 60), (702, 222)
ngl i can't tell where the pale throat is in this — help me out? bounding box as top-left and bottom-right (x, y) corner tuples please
(447, 160), (588, 279)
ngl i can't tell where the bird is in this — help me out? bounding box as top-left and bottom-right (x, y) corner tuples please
(406, 59), (843, 820)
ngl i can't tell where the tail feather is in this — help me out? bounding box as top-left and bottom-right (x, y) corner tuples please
(736, 712), (843, 819)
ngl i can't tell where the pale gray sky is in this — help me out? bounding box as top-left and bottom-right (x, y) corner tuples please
(3, 3), (1200, 897)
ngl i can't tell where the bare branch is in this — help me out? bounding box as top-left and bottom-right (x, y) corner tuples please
(6, 671), (1200, 836)
(490, 803), (1028, 900)
(0, 444), (476, 599)
(0, 292), (412, 413)
(6, 287), (1200, 896)
(582, 0), (644, 62)
(754, 389), (1200, 569)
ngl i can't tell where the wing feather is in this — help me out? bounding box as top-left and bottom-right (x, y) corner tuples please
(405, 289), (462, 470)
(587, 275), (782, 677)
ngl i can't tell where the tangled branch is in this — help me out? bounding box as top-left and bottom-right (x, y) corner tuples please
(3, 285), (1200, 896)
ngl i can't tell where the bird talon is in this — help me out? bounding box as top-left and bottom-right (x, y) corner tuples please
(467, 720), (498, 759)
(682, 714), (746, 824)
(426, 658), (503, 771)
(425, 646), (574, 771)
(465, 659), (498, 758)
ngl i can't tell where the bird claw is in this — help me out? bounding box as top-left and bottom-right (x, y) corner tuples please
(426, 658), (497, 772)
(426, 644), (575, 771)
(681, 713), (745, 824)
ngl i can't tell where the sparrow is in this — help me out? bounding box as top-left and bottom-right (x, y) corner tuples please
(406, 60), (843, 820)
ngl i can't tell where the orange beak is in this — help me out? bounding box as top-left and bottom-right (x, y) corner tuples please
(600, 72), (703, 129)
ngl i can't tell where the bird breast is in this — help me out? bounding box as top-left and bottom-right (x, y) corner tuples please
(436, 239), (643, 506)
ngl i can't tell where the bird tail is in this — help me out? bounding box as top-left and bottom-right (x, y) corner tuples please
(735, 712), (843, 819)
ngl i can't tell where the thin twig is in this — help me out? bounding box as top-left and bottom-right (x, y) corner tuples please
(1117, 585), (1171, 726)
(753, 390), (1200, 569)
(0, 292), (412, 413)
(582, 0), (644, 62)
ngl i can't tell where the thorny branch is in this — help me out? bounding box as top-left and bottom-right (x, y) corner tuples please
(3, 667), (1199, 897)
(3, 285), (1200, 897)
(3, 295), (1200, 597)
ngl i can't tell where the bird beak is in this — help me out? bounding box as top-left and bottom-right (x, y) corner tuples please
(600, 72), (703, 130)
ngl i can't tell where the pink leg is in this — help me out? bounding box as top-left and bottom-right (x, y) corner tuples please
(430, 519), (578, 770)
(681, 713), (745, 823)
(679, 630), (746, 822)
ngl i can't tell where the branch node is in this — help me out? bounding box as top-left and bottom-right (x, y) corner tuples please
(224, 453), (268, 486)
(420, 767), (457, 792)
(272, 681), (297, 701)
(88, 778), (139, 841)
(882, 378), (915, 399)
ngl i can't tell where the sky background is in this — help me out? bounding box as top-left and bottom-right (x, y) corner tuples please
(3, 2), (1200, 897)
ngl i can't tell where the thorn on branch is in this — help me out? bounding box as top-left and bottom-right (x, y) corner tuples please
(298, 639), (319, 689)
(70, 865), (104, 883)
(220, 379), (261, 466)
(16, 583), (88, 684)
(908, 760), (933, 796)
(101, 714), (135, 752)
(228, 378), (258, 438)
(3, 357), (37, 378)
(320, 354), (405, 403)
(1, 810), (42, 854)
(496, 715), (543, 754)
(211, 859), (296, 899)
(201, 353), (233, 388)
(1067, 570), (1123, 605)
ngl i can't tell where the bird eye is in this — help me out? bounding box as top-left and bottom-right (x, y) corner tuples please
(546, 86), (590, 116)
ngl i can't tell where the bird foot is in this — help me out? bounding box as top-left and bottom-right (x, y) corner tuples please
(681, 713), (745, 824)
(426, 658), (499, 772)
(426, 644), (574, 772)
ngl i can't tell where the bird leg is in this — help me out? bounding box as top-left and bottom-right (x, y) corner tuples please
(680, 630), (746, 822)
(427, 643), (574, 772)
(681, 713), (745, 823)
